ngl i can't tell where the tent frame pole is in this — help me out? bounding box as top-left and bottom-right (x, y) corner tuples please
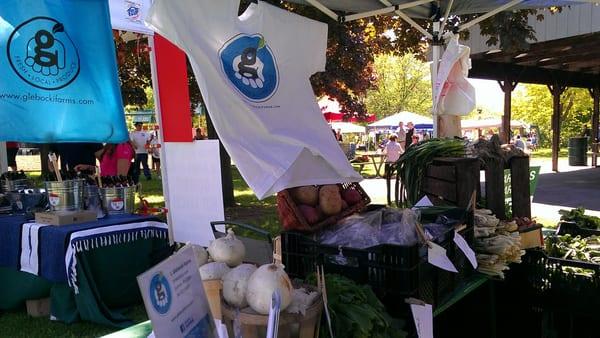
(458, 0), (525, 32)
(345, 0), (434, 22)
(305, 0), (339, 21)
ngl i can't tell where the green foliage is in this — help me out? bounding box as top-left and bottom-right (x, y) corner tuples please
(512, 85), (593, 147)
(559, 208), (600, 229)
(365, 53), (432, 118)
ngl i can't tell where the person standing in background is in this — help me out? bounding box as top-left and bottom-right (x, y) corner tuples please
(335, 128), (343, 142)
(396, 122), (406, 145)
(405, 122), (415, 149)
(150, 130), (161, 178)
(6, 142), (19, 171)
(49, 143), (103, 171)
(194, 127), (207, 140)
(383, 134), (403, 205)
(130, 122), (152, 182)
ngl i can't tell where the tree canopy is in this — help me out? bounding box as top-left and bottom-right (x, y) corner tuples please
(365, 53), (431, 118)
(512, 84), (592, 147)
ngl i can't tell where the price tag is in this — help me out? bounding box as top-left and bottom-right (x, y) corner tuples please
(410, 302), (433, 338)
(427, 241), (457, 272)
(454, 231), (478, 269)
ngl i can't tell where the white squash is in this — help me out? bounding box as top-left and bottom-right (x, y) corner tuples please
(222, 264), (257, 308)
(199, 262), (230, 280)
(191, 245), (209, 267)
(208, 229), (245, 267)
(246, 264), (293, 314)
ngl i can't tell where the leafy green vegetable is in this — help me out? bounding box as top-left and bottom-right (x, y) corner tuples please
(397, 139), (466, 206)
(559, 207), (600, 229)
(307, 274), (407, 338)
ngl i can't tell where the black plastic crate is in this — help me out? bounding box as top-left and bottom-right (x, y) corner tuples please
(556, 221), (600, 237)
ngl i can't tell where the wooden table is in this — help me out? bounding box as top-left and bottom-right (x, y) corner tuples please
(363, 152), (387, 177)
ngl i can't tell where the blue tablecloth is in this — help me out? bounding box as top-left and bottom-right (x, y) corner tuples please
(0, 214), (161, 283)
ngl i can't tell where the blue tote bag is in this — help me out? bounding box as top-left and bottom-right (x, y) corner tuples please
(0, 0), (128, 142)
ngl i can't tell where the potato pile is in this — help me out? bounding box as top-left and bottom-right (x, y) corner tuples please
(291, 184), (362, 224)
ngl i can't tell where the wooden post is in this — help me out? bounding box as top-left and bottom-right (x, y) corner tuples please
(484, 158), (506, 219)
(498, 78), (518, 144)
(589, 86), (600, 143)
(510, 156), (531, 218)
(548, 84), (567, 172)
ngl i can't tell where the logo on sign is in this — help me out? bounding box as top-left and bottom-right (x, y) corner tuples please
(49, 193), (60, 206)
(149, 273), (172, 315)
(219, 34), (279, 102)
(110, 197), (124, 211)
(125, 0), (142, 22)
(7, 17), (80, 90)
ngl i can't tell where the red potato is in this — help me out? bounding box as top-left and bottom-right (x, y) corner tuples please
(341, 199), (349, 210)
(342, 189), (362, 206)
(291, 186), (319, 206)
(299, 204), (321, 224)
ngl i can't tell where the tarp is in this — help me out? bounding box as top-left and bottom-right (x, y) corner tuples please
(283, 0), (594, 19)
(461, 118), (528, 129)
(368, 111), (433, 129)
(330, 122), (366, 134)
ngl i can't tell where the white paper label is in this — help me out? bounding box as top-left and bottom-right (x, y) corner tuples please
(413, 196), (434, 208)
(427, 241), (458, 272)
(454, 231), (478, 269)
(111, 198), (124, 211)
(49, 194), (60, 206)
(410, 303), (434, 338)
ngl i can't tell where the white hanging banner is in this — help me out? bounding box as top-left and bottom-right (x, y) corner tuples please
(162, 141), (225, 246)
(109, 0), (154, 35)
(433, 34), (476, 116)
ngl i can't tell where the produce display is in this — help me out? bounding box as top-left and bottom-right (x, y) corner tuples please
(306, 274), (406, 338)
(559, 207), (600, 229)
(474, 209), (524, 278)
(545, 234), (600, 265)
(290, 184), (364, 225)
(397, 139), (466, 206)
(197, 229), (317, 317)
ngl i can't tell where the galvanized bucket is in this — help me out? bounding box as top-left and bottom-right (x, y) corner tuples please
(99, 185), (137, 215)
(1, 178), (31, 193)
(84, 185), (105, 219)
(44, 180), (85, 212)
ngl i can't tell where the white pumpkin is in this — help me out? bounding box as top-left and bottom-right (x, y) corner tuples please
(246, 264), (293, 314)
(199, 262), (230, 280)
(222, 264), (257, 308)
(208, 229), (245, 267)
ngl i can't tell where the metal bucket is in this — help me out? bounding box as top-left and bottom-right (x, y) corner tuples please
(84, 185), (105, 219)
(1, 178), (31, 193)
(6, 189), (48, 214)
(99, 185), (137, 215)
(44, 180), (84, 211)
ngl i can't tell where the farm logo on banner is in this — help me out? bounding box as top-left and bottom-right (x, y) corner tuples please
(7, 17), (80, 90)
(219, 34), (279, 102)
(125, 0), (142, 22)
(149, 272), (172, 315)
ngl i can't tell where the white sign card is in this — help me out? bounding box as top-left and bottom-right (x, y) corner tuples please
(163, 141), (225, 246)
(410, 303), (434, 338)
(427, 242), (458, 273)
(137, 245), (217, 338)
(454, 231), (478, 269)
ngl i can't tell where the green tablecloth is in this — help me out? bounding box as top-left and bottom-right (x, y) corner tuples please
(0, 237), (168, 328)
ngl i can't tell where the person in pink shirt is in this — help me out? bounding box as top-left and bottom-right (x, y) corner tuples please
(75, 142), (134, 176)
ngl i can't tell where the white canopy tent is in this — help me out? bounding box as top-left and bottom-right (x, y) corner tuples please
(368, 111), (432, 129)
(461, 118), (528, 130)
(330, 122), (366, 134)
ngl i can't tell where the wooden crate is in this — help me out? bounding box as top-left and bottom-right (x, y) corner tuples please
(480, 155), (531, 219)
(26, 297), (50, 318)
(421, 157), (480, 208)
(202, 279), (222, 320)
(221, 297), (322, 338)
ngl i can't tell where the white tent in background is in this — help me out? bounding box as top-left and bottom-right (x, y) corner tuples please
(330, 122), (366, 134)
(461, 119), (528, 130)
(368, 111), (433, 130)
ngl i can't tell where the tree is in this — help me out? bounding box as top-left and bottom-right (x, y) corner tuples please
(365, 53), (432, 118)
(512, 84), (592, 147)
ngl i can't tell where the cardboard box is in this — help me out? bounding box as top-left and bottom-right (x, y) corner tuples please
(519, 225), (544, 249)
(26, 298), (50, 318)
(35, 210), (97, 226)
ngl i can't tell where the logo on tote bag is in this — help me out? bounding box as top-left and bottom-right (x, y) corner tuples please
(219, 34), (279, 102)
(7, 17), (81, 90)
